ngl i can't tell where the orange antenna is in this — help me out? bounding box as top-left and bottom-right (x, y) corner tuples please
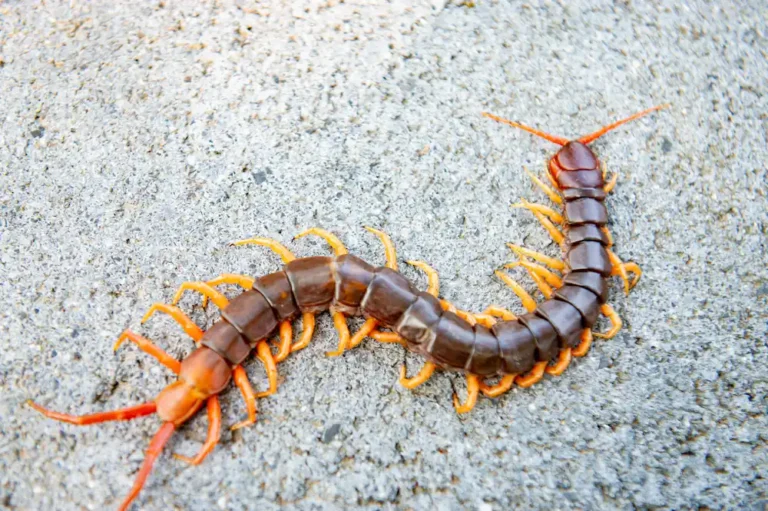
(118, 422), (176, 511)
(482, 112), (569, 146)
(578, 104), (670, 145)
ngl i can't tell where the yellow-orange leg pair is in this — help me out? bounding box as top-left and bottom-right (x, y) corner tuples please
(286, 227), (492, 414)
(511, 161), (643, 294)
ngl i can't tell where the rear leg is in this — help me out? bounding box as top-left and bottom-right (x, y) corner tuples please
(230, 366), (258, 431)
(28, 391), (167, 511)
(28, 401), (158, 425)
(254, 341), (279, 398)
(173, 396), (221, 465)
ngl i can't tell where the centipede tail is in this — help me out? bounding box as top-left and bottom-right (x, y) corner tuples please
(29, 106), (664, 509)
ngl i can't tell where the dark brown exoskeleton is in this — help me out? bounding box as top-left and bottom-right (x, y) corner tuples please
(28, 106), (666, 510)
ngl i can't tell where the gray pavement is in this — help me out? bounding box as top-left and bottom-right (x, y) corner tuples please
(1, 1), (766, 510)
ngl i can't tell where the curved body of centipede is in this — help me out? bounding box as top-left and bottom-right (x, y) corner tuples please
(28, 106), (666, 510)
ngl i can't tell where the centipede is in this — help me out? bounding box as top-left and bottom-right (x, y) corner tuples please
(28, 105), (667, 510)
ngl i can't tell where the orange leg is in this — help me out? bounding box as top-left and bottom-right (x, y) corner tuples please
(113, 330), (181, 374)
(350, 254), (436, 350)
(407, 260), (440, 296)
(621, 262), (642, 289)
(171, 282), (229, 310)
(472, 314), (497, 328)
(291, 312), (316, 352)
(479, 374), (516, 398)
(505, 260), (563, 288)
(140, 303), (204, 342)
(326, 311), (351, 357)
(230, 365), (258, 431)
(370, 331), (406, 345)
(602, 162), (618, 193)
(601, 226), (614, 248)
(272, 320), (293, 362)
(295, 229), (355, 357)
(295, 227), (348, 256)
(117, 422), (175, 511)
(27, 400), (157, 425)
(440, 299), (458, 314)
(494, 271), (537, 312)
(607, 249), (630, 296)
(232, 237), (296, 263)
(365, 226), (398, 270)
(350, 317), (379, 349)
(483, 306), (517, 321)
(511, 198), (564, 224)
(525, 265), (554, 299)
(594, 304), (622, 339)
(515, 361), (548, 388)
(399, 361), (436, 389)
(507, 244), (566, 271)
(254, 341), (279, 398)
(530, 209), (565, 245)
(523, 166), (563, 205)
(607, 249), (642, 295)
(572, 329), (593, 357)
(348, 227), (400, 347)
(454, 308), (478, 326)
(201, 273), (255, 307)
(453, 374), (481, 414)
(545, 348), (572, 376)
(174, 396), (221, 465)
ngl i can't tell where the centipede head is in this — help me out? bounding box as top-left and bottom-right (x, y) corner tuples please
(548, 140), (603, 190)
(482, 104), (669, 190)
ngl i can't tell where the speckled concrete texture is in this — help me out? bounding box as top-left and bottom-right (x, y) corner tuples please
(1, 1), (767, 510)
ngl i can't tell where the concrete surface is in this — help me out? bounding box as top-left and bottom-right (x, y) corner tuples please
(1, 1), (766, 510)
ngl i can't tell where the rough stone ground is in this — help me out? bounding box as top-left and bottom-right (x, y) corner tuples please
(1, 1), (766, 510)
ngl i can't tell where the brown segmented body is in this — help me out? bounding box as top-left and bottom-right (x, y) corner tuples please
(168, 140), (612, 394)
(29, 105), (665, 511)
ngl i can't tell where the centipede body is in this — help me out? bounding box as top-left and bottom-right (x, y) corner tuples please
(28, 106), (666, 511)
